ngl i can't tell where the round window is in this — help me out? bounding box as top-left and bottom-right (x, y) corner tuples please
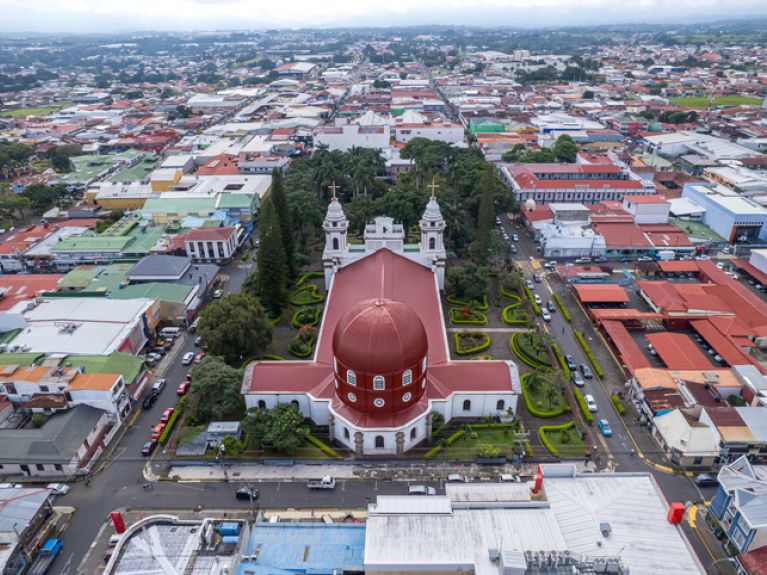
(373, 398), (385, 408)
(402, 392), (412, 402)
(347, 392), (357, 403)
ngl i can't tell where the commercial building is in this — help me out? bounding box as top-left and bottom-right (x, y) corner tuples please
(184, 227), (238, 264)
(314, 124), (391, 151)
(682, 182), (767, 243)
(0, 486), (53, 574)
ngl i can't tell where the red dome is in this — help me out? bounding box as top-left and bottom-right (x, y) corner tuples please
(333, 298), (428, 375)
(332, 298), (429, 415)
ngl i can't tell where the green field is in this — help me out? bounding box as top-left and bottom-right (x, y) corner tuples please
(670, 96), (762, 108)
(0, 107), (59, 118)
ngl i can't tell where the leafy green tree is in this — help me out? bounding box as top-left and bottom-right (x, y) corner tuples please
(196, 292), (273, 365)
(472, 168), (496, 264)
(220, 435), (245, 456)
(286, 189), (324, 247)
(254, 199), (289, 316)
(241, 403), (309, 455)
(47, 144), (81, 173)
(189, 356), (246, 422)
(553, 134), (578, 163)
(0, 185), (30, 222)
(345, 193), (377, 235)
(269, 169), (296, 279)
(446, 263), (489, 304)
(21, 183), (65, 213)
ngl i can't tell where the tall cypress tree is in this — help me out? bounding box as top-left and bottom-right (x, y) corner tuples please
(474, 168), (496, 264)
(256, 198), (289, 316)
(270, 169), (296, 279)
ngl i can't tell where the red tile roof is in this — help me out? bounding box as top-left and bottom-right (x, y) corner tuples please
(602, 320), (652, 372)
(0, 225), (57, 255)
(690, 319), (763, 372)
(592, 222), (653, 248)
(185, 227), (236, 242)
(623, 194), (669, 205)
(573, 283), (629, 304)
(645, 332), (714, 370)
(0, 274), (64, 311)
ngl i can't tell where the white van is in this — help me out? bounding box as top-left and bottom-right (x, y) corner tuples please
(159, 327), (181, 338)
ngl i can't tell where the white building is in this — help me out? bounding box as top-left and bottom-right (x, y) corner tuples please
(622, 195), (671, 225)
(184, 227), (238, 263)
(314, 124), (391, 151)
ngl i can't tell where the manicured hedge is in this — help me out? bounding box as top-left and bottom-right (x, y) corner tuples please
(158, 401), (185, 445)
(288, 335), (315, 358)
(574, 331), (605, 378)
(454, 331), (491, 355)
(538, 421), (576, 458)
(296, 271), (324, 287)
(574, 390), (594, 424)
(449, 307), (488, 326)
(612, 395), (627, 415)
(499, 283), (521, 299)
(446, 430), (466, 445)
(291, 306), (322, 328)
(447, 294), (489, 310)
(307, 434), (343, 459)
(525, 286), (541, 315)
(551, 343), (569, 372)
(502, 303), (530, 325)
(268, 313), (283, 326)
(425, 445), (443, 458)
(289, 284), (324, 306)
(520, 373), (571, 418)
(552, 293), (572, 322)
(469, 355), (492, 360)
(511, 332), (551, 369)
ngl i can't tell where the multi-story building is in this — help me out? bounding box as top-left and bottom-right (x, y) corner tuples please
(184, 227), (238, 264)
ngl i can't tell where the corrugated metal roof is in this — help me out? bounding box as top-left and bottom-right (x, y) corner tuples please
(370, 496), (453, 515)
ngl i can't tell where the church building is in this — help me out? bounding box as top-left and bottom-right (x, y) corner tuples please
(241, 196), (520, 456)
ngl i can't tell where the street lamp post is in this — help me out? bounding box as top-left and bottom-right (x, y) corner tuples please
(217, 443), (229, 482)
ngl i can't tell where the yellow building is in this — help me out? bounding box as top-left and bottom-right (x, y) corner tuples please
(150, 168), (182, 192)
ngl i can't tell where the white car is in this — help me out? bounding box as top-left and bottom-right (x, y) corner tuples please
(182, 352), (195, 365)
(212, 289), (224, 299)
(584, 394), (598, 412)
(46, 483), (70, 496)
(534, 294), (542, 305)
(540, 309), (551, 322)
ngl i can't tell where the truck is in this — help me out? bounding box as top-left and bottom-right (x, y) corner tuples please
(29, 539), (63, 575)
(307, 475), (336, 490)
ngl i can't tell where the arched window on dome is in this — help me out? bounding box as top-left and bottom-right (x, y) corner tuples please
(496, 399), (505, 411)
(463, 399), (471, 412)
(347, 370), (356, 386)
(429, 237), (435, 250)
(422, 356), (427, 371)
(373, 375), (385, 390)
(402, 370), (412, 386)
(375, 435), (385, 448)
(332, 237), (339, 250)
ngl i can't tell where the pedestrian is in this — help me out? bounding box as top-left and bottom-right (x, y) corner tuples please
(562, 327), (565, 334)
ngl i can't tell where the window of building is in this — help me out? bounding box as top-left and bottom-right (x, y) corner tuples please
(429, 237), (436, 249)
(402, 392), (412, 402)
(730, 527), (746, 550)
(344, 428), (350, 439)
(496, 399), (505, 411)
(375, 435), (385, 448)
(373, 376), (385, 390)
(347, 370), (357, 386)
(39, 385), (49, 392)
(402, 370), (412, 386)
(692, 456), (703, 465)
(332, 237), (339, 250)
(348, 392), (357, 403)
(258, 400), (266, 409)
(36, 464), (45, 471)
(463, 399), (471, 411)
(410, 428), (417, 440)
(291, 400), (299, 409)
(374, 398), (385, 408)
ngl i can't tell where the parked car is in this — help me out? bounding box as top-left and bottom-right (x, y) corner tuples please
(526, 280), (534, 289)
(548, 301), (556, 312)
(533, 294), (542, 305)
(46, 483), (70, 496)
(149, 347), (166, 357)
(446, 474), (470, 483)
(151, 379), (166, 394)
(194, 336), (203, 347)
(533, 273), (542, 282)
(541, 309), (551, 322)
(511, 245), (517, 254)
(572, 372), (585, 387)
(638, 256), (654, 262)
(177, 381), (191, 396)
(575, 257), (591, 264)
(597, 419), (613, 437)
(584, 394), (598, 412)
(565, 354), (577, 371)
(511, 234), (519, 242)
(182, 352), (194, 365)
(580, 364), (593, 379)
(235, 487), (260, 501)
(212, 289), (224, 299)
(150, 423), (166, 441)
(141, 440), (157, 457)
(194, 352), (206, 364)
(408, 485), (437, 496)
(694, 473), (719, 488)
(142, 392), (159, 409)
(160, 407), (175, 423)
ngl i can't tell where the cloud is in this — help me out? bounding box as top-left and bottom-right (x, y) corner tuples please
(0, 0), (765, 31)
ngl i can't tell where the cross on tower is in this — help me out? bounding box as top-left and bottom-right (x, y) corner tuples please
(328, 181), (340, 200)
(427, 178), (439, 200)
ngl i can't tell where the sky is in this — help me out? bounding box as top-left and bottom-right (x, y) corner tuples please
(0, 0), (766, 32)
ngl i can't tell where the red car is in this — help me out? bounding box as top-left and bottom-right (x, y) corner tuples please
(150, 423), (166, 440)
(141, 439), (157, 456)
(177, 381), (190, 396)
(160, 407), (175, 423)
(193, 352), (206, 364)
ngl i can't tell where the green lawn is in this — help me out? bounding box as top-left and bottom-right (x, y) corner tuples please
(670, 218), (724, 241)
(670, 96), (762, 108)
(436, 427), (525, 460)
(522, 374), (568, 414)
(0, 107), (59, 118)
(541, 426), (587, 458)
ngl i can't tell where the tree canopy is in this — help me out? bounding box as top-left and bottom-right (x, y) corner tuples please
(241, 403), (309, 455)
(189, 356), (246, 423)
(252, 199), (289, 316)
(446, 263), (490, 304)
(269, 169), (296, 279)
(196, 292), (273, 365)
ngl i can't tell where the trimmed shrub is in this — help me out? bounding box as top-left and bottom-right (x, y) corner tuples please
(454, 331), (491, 355)
(425, 445), (443, 458)
(574, 331), (605, 377)
(306, 434), (343, 459)
(511, 332), (552, 369)
(291, 306), (322, 328)
(524, 286), (541, 315)
(289, 284), (324, 306)
(552, 293), (572, 322)
(612, 395), (627, 415)
(447, 294), (489, 310)
(268, 313), (283, 326)
(288, 335), (315, 358)
(446, 429), (466, 446)
(159, 404), (183, 445)
(499, 283), (521, 300)
(574, 390), (594, 424)
(551, 343), (569, 372)
(296, 271), (324, 287)
(538, 421), (576, 458)
(502, 303), (530, 325)
(520, 373), (571, 418)
(449, 307), (488, 326)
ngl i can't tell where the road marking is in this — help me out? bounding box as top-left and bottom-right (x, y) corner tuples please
(688, 504), (698, 528)
(373, 480), (378, 491)
(59, 553), (73, 575)
(276, 482), (281, 491)
(341, 480), (346, 491)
